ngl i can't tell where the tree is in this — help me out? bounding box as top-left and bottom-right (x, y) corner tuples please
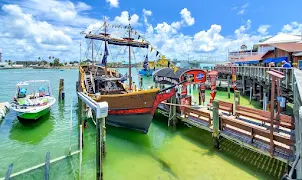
(64, 62), (67, 66)
(8, 60), (11, 65)
(53, 58), (60, 67)
(38, 57), (41, 61)
(49, 62), (53, 67)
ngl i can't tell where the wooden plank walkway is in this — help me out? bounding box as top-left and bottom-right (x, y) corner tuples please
(157, 103), (295, 163)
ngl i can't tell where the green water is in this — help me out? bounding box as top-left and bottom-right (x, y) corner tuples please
(0, 68), (284, 179)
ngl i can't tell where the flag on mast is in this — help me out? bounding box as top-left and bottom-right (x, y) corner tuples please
(102, 42), (109, 65)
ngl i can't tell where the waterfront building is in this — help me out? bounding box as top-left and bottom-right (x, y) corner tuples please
(228, 33), (302, 67)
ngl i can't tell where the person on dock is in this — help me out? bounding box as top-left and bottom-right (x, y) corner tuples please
(282, 60), (291, 68)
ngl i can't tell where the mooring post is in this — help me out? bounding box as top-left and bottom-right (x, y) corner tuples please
(269, 76), (276, 156)
(79, 124), (83, 180)
(5, 164), (13, 180)
(172, 95), (177, 127)
(242, 76), (245, 95)
(249, 87), (252, 104)
(45, 152), (50, 180)
(227, 75), (230, 98)
(234, 90), (240, 115)
(168, 95), (177, 127)
(102, 117), (106, 156)
(96, 115), (101, 180)
(69, 98), (73, 155)
(263, 92), (267, 111)
(58, 79), (65, 101)
(212, 100), (220, 149)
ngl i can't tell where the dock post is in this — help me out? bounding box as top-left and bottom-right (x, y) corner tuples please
(45, 152), (50, 180)
(227, 75), (230, 98)
(212, 100), (220, 149)
(102, 117), (106, 156)
(79, 125), (83, 180)
(242, 76), (245, 96)
(168, 95), (177, 127)
(58, 79), (65, 101)
(269, 77), (276, 156)
(234, 90), (240, 115)
(69, 98), (73, 155)
(249, 87), (252, 104)
(5, 164), (13, 180)
(96, 116), (102, 180)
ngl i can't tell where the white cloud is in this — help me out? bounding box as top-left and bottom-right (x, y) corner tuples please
(106, 0), (119, 8)
(180, 8), (195, 26)
(114, 11), (139, 26)
(2, 4), (72, 45)
(282, 21), (302, 34)
(143, 9), (152, 16)
(237, 10), (244, 15)
(237, 3), (249, 15)
(76, 2), (92, 11)
(258, 25), (271, 35)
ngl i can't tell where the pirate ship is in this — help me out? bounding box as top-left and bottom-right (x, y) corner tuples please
(78, 17), (177, 133)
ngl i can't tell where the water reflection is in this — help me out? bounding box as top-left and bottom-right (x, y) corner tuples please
(9, 112), (54, 144)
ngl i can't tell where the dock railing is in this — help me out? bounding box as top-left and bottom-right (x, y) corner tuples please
(214, 66), (294, 90)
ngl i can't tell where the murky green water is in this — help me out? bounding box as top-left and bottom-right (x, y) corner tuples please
(0, 68), (284, 179)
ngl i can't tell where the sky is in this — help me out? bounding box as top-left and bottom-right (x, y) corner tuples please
(0, 0), (301, 62)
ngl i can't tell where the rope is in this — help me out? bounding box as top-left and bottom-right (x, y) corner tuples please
(161, 102), (207, 108)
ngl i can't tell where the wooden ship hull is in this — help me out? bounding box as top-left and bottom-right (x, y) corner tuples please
(78, 65), (175, 133)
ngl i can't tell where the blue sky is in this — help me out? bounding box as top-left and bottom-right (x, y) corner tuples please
(0, 0), (301, 62)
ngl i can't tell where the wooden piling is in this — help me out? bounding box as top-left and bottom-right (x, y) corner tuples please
(242, 77), (245, 95)
(168, 95), (177, 127)
(96, 116), (102, 180)
(234, 90), (240, 115)
(79, 124), (83, 180)
(270, 77), (276, 156)
(45, 152), (50, 180)
(58, 79), (64, 100)
(212, 100), (220, 148)
(102, 117), (106, 156)
(69, 99), (73, 155)
(249, 87), (252, 104)
(5, 164), (13, 180)
(227, 75), (230, 98)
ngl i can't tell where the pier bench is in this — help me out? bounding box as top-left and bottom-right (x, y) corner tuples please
(218, 101), (233, 115)
(207, 101), (233, 115)
(184, 107), (212, 127)
(220, 115), (294, 155)
(235, 105), (294, 130)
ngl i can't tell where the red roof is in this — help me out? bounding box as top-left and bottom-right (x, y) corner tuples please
(270, 43), (302, 52)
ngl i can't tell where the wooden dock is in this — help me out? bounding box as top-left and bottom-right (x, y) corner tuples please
(157, 100), (295, 163)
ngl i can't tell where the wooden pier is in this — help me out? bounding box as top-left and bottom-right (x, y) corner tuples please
(157, 93), (295, 163)
(214, 66), (294, 103)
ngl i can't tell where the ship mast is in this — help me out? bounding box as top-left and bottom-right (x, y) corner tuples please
(128, 15), (132, 89)
(104, 17), (108, 76)
(92, 39), (94, 70)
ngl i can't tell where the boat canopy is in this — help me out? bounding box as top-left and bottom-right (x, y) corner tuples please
(153, 68), (189, 85)
(262, 56), (288, 63)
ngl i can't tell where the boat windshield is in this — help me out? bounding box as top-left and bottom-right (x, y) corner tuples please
(16, 81), (51, 99)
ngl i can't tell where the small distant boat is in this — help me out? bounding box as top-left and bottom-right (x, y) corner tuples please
(138, 55), (154, 77)
(11, 80), (56, 120)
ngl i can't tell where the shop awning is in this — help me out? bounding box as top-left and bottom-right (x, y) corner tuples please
(262, 56), (288, 63)
(235, 60), (260, 65)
